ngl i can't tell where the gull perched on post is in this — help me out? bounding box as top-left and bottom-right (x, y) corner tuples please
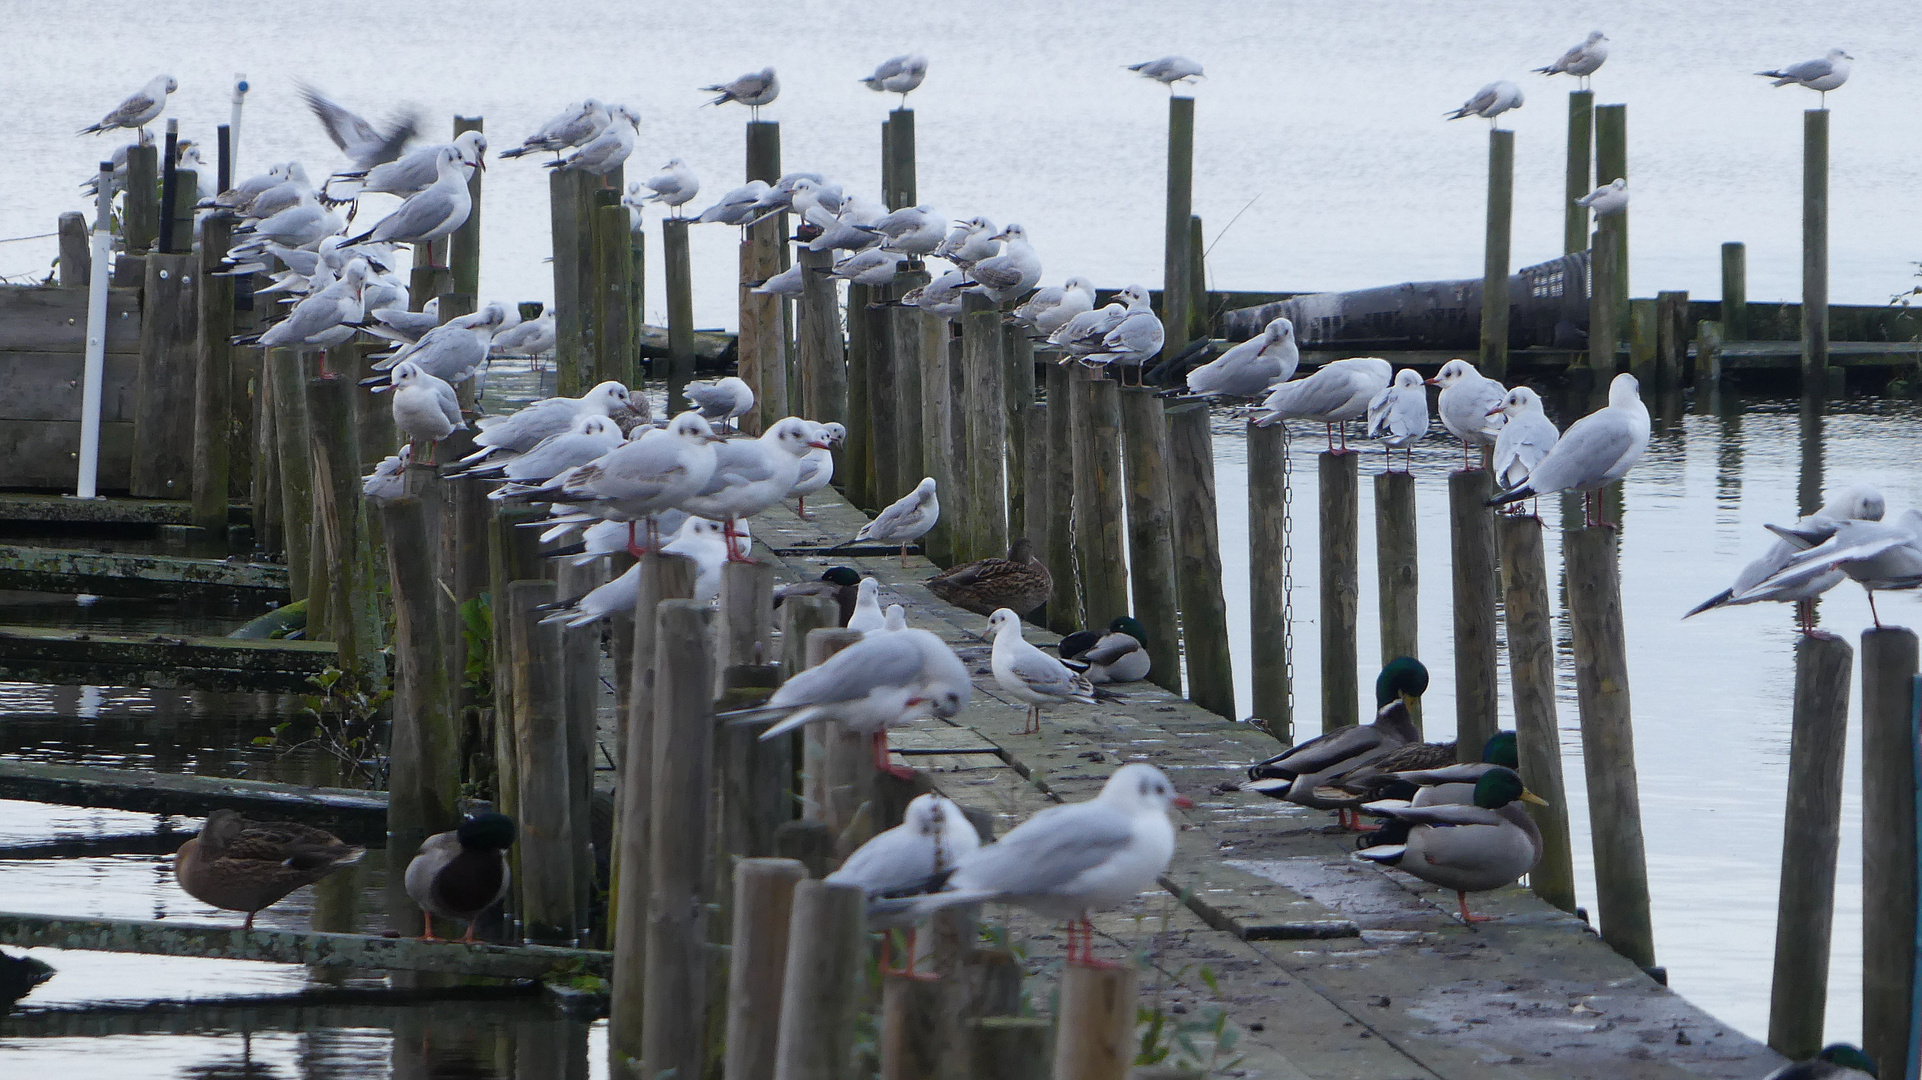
(861, 55), (928, 107)
(501, 100), (608, 159)
(702, 68), (780, 119)
(1488, 386), (1561, 500)
(1534, 31), (1609, 89)
(1128, 57), (1205, 89)
(546, 106), (638, 177)
(1180, 316), (1298, 399)
(1447, 81), (1525, 127)
(390, 361), (465, 466)
(1576, 178), (1629, 217)
(1757, 49), (1853, 106)
(345, 146), (472, 247)
(1252, 356), (1394, 452)
(1428, 358), (1507, 469)
(1366, 369), (1430, 473)
(638, 158), (700, 217)
(1486, 372), (1648, 527)
(80, 74), (176, 137)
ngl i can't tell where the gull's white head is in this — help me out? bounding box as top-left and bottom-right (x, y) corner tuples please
(1490, 385), (1544, 418)
(883, 605), (907, 631)
(391, 361), (424, 386)
(992, 223), (1027, 243)
(1587, 30), (1607, 44)
(1828, 48), (1853, 62)
(1821, 484), (1886, 523)
(817, 421), (848, 447)
(667, 410), (720, 441)
(1118, 284), (1151, 307)
(1429, 358), (1478, 387)
(914, 477), (938, 498)
(1265, 317), (1295, 342)
(1099, 763), (1191, 811)
(1064, 276), (1096, 295)
(1392, 368), (1424, 390)
(903, 793), (952, 836)
(767, 416), (830, 453)
(987, 607), (1022, 635)
(584, 381), (634, 413)
(1607, 372), (1642, 406)
(574, 415), (616, 438)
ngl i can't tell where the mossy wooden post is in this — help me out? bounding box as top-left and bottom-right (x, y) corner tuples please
(1045, 364), (1077, 631)
(1249, 422), (1290, 741)
(352, 341), (396, 466)
(800, 629), (871, 843)
(961, 294), (1009, 563)
(1448, 470), (1499, 758)
(868, 285), (903, 507)
(1564, 90), (1594, 255)
(58, 211), (88, 287)
(725, 858), (807, 1080)
(1496, 513), (1576, 913)
(1069, 369), (1126, 628)
(1595, 103), (1628, 294)
(594, 200), (634, 386)
(1163, 95), (1195, 361)
(1119, 388), (1180, 694)
(642, 601), (715, 1080)
(1695, 319), (1725, 384)
(1627, 298), (1658, 386)
(306, 377), (382, 684)
(1053, 963), (1136, 1080)
(892, 277), (929, 503)
(254, 368), (282, 561)
(508, 579), (575, 946)
(772, 879), (867, 1080)
(269, 349), (314, 600)
(131, 254), (197, 499)
(880, 974), (949, 1080)
(740, 121), (785, 435)
(556, 561), (602, 939)
(663, 217), (697, 410)
(192, 216), (234, 533)
(845, 283), (874, 509)
(1802, 108), (1829, 390)
(549, 169), (590, 397)
(885, 108), (916, 211)
(1166, 402), (1234, 718)
(796, 247), (842, 426)
(1860, 628), (1919, 1078)
(1022, 402), (1050, 617)
(1563, 527), (1656, 970)
(449, 116), (483, 300)
(1481, 129), (1514, 381)
(124, 143), (159, 254)
(1721, 242), (1748, 340)
(1655, 290), (1689, 387)
(381, 496), (461, 936)
(1588, 227), (1619, 377)
(919, 316), (954, 563)
(1318, 451), (1360, 731)
(974, 1018), (1051, 1080)
(1767, 631), (1853, 1060)
(609, 555), (696, 1076)
(1003, 324), (1033, 541)
(1375, 471), (1419, 730)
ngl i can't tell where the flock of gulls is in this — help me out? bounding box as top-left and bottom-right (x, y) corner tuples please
(64, 39), (1897, 1072)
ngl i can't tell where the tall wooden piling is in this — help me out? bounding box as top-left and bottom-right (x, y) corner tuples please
(57, 211), (88, 287)
(1767, 632), (1853, 1060)
(1721, 242), (1748, 340)
(1628, 298), (1657, 386)
(254, 368), (282, 555)
(795, 247), (842, 424)
(1002, 323), (1031, 540)
(1595, 103), (1628, 299)
(740, 121), (785, 435)
(557, 562), (601, 938)
(869, 286), (904, 507)
(1802, 109), (1829, 387)
(1496, 514), (1576, 913)
(124, 144), (159, 255)
(661, 218), (697, 410)
(724, 858), (808, 1080)
(642, 601), (716, 1080)
(1163, 95), (1195, 360)
(1053, 964), (1137, 1080)
(960, 295), (1009, 561)
(845, 283), (875, 509)
(509, 579), (575, 945)
(893, 283), (928, 503)
(1449, 471), (1499, 758)
(131, 254), (197, 499)
(1069, 370), (1127, 628)
(1119, 389), (1181, 693)
(1022, 403), (1051, 619)
(192, 217), (234, 533)
(549, 169), (591, 397)
(594, 201), (635, 386)
(269, 350), (314, 598)
(1861, 627), (1919, 1078)
(448, 117), (483, 301)
(1249, 423), (1291, 740)
(1655, 290), (1689, 387)
(307, 377), (382, 683)
(1166, 403), (1235, 718)
(880, 974), (949, 1080)
(1589, 227), (1619, 377)
(1044, 364), (1078, 632)
(885, 109), (916, 210)
(1374, 470), (1419, 676)
(1563, 528), (1656, 969)
(1318, 452), (1360, 731)
(772, 880), (867, 1080)
(1565, 90), (1595, 255)
(1481, 128), (1514, 381)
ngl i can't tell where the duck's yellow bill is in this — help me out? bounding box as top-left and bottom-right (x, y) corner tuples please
(1520, 791), (1550, 807)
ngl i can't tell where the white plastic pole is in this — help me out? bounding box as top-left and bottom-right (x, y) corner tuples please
(229, 74), (248, 177)
(73, 163), (115, 499)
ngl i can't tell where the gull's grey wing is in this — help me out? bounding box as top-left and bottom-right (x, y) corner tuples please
(969, 258), (1025, 291)
(1008, 648), (1087, 698)
(771, 635), (927, 707)
(692, 443), (778, 496)
(1264, 369), (1360, 418)
(435, 381), (463, 427)
(828, 829), (938, 895)
(1525, 414), (1633, 491)
(375, 188), (459, 242)
(951, 802), (1134, 895)
(100, 89), (160, 129)
(298, 84), (381, 152)
(1778, 56), (1836, 81)
(859, 492), (919, 539)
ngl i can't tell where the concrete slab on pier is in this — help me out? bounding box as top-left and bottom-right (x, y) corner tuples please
(0, 625), (334, 692)
(0, 544), (287, 601)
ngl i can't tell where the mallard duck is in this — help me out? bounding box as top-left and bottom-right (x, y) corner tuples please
(1354, 766), (1546, 923)
(925, 537), (1053, 617)
(774, 566), (864, 626)
(174, 810), (365, 930)
(1399, 730), (1521, 806)
(1055, 616), (1151, 683)
(0, 949), (54, 1008)
(1764, 1044), (1878, 1079)
(1321, 729), (1519, 808)
(1245, 657), (1428, 829)
(403, 812), (517, 942)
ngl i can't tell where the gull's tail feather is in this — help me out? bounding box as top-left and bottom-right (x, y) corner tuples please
(1682, 589), (1733, 620)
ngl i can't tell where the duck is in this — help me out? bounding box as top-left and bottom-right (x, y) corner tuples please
(174, 810), (365, 930)
(1763, 1044), (1878, 1079)
(1398, 731), (1523, 806)
(1054, 615), (1151, 683)
(774, 566), (864, 626)
(0, 950), (54, 1009)
(1354, 766), (1546, 923)
(924, 536), (1053, 617)
(1244, 657), (1428, 829)
(1324, 729), (1520, 809)
(403, 812), (518, 942)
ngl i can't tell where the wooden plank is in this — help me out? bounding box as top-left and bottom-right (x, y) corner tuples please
(0, 419), (133, 489)
(0, 625), (337, 692)
(0, 759), (385, 841)
(0, 353), (138, 421)
(0, 285), (142, 352)
(0, 912), (610, 980)
(0, 492), (245, 526)
(0, 544), (287, 600)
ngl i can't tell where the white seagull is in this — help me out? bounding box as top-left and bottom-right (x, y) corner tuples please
(1535, 32), (1609, 87)
(81, 74), (176, 137)
(1252, 356), (1395, 451)
(297, 83), (418, 172)
(674, 417), (829, 558)
(703, 68), (780, 117)
(1366, 369), (1431, 472)
(683, 376), (755, 433)
(547, 106), (638, 176)
(1486, 372), (1648, 526)
(390, 361), (465, 465)
(789, 421), (843, 518)
(1488, 386), (1561, 497)
(501, 100), (609, 159)
(846, 578), (886, 634)
(1128, 57), (1204, 88)
(1428, 358), (1507, 468)
(1447, 81), (1525, 125)
(990, 608), (1098, 734)
(1686, 485), (1885, 633)
(861, 55), (929, 106)
(1184, 317), (1298, 399)
(638, 158), (700, 216)
(850, 477), (939, 566)
(965, 224), (1042, 305)
(1575, 178), (1629, 217)
(1757, 49), (1853, 105)
(830, 791), (977, 973)
(1739, 508), (1922, 628)
(1011, 277), (1096, 338)
(345, 147), (472, 247)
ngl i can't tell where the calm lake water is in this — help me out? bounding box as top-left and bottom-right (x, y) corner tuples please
(3, 0), (1921, 1071)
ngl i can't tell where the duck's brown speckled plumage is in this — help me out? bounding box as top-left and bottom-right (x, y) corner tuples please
(925, 536), (1052, 617)
(174, 810), (364, 930)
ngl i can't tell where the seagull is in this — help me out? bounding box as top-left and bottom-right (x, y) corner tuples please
(965, 224), (1042, 305)
(241, 260), (369, 359)
(870, 205), (948, 257)
(450, 414), (625, 484)
(1447, 81), (1525, 126)
(363, 445), (411, 503)
(1428, 358), (1507, 469)
(1486, 372), (1649, 526)
(1488, 386), (1561, 499)
(1128, 57), (1205, 88)
(490, 311), (557, 358)
(390, 361), (465, 465)
(1084, 296), (1165, 386)
(750, 263), (807, 298)
(520, 412), (723, 556)
(340, 130), (487, 199)
(743, 627), (973, 778)
(1535, 31), (1609, 88)
(1049, 290), (1136, 361)
(368, 296), (441, 344)
(1182, 317), (1298, 399)
(861, 55), (929, 106)
(547, 105), (639, 176)
(828, 248), (904, 287)
(683, 376), (755, 433)
(1735, 507), (1922, 629)
(848, 477), (939, 566)
(227, 190), (344, 257)
(829, 791), (978, 960)
(938, 216), (1001, 268)
(1575, 178), (1628, 217)
(808, 198), (889, 253)
(703, 68), (779, 118)
(345, 146), (472, 247)
(846, 578), (886, 634)
(297, 83), (418, 172)
(1366, 369), (1430, 472)
(1011, 277), (1096, 338)
(81, 74), (176, 137)
(903, 271), (970, 319)
(454, 382), (638, 467)
(638, 158), (700, 216)
(363, 305), (506, 389)
(695, 180), (771, 225)
(869, 764), (1190, 965)
(990, 608), (1098, 734)
(1757, 49), (1853, 105)
(790, 421), (843, 518)
(1686, 486), (1885, 633)
(674, 417), (829, 559)
(501, 100), (609, 159)
(1252, 357), (1394, 451)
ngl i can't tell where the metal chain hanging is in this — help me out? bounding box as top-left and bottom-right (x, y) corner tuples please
(1278, 418), (1296, 724)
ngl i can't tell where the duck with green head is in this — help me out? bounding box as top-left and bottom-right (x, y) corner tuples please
(1765, 1044), (1877, 1079)
(1319, 729), (1518, 809)
(1355, 766), (1546, 923)
(404, 812), (518, 942)
(1054, 615), (1150, 683)
(1245, 657), (1427, 829)
(774, 566), (865, 626)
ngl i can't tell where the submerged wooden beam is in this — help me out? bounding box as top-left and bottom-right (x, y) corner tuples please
(0, 493), (248, 526)
(0, 544), (287, 601)
(0, 986), (549, 1038)
(0, 759), (386, 840)
(0, 625), (336, 692)
(0, 911), (611, 980)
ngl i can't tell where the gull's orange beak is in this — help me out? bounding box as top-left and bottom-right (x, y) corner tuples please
(1486, 404), (1505, 417)
(1172, 795), (1195, 809)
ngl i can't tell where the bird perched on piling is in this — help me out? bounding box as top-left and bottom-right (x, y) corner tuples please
(1576, 178), (1629, 217)
(925, 536), (1053, 618)
(937, 216), (1001, 268)
(869, 205), (948, 258)
(1488, 386), (1561, 497)
(695, 180), (772, 225)
(964, 224), (1043, 305)
(80, 74), (176, 137)
(547, 105), (639, 176)
(1179, 317), (1298, 399)
(1084, 291), (1165, 385)
(828, 792), (978, 945)
(846, 477), (940, 566)
(1055, 615), (1151, 684)
(1685, 485), (1885, 634)
(363, 445), (411, 503)
(1486, 372), (1648, 526)
(403, 812), (516, 942)
(1366, 369), (1430, 471)
(861, 55), (929, 106)
(505, 412), (721, 557)
(1428, 358), (1507, 468)
(845, 577), (886, 633)
(1757, 49), (1853, 105)
(637, 158), (700, 216)
(1355, 766), (1547, 923)
(1534, 31), (1609, 88)
(454, 381), (640, 469)
(1010, 278), (1095, 338)
(682, 376), (755, 433)
(174, 810), (364, 931)
(1762, 1044), (1878, 1079)
(364, 305), (507, 391)
(336, 130), (487, 200)
(676, 418), (830, 560)
(703, 68), (780, 117)
(1128, 57), (1205, 88)
(390, 361), (465, 466)
(1252, 356), (1393, 452)
(1245, 657), (1428, 829)
(990, 608), (1100, 734)
(449, 414), (624, 485)
(502, 100), (609, 159)
(1447, 81), (1525, 125)
(345, 146), (472, 247)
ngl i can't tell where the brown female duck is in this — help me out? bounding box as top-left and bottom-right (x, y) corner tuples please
(924, 536), (1052, 617)
(174, 810), (365, 930)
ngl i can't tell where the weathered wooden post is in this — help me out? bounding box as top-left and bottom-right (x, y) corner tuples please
(57, 211), (89, 287)
(772, 879), (867, 1080)
(1563, 528), (1656, 969)
(1374, 470), (1418, 680)
(919, 316), (954, 563)
(1595, 103), (1628, 300)
(1119, 388), (1181, 693)
(962, 294), (1009, 562)
(594, 201), (635, 386)
(1655, 290), (1689, 387)
(1249, 422), (1290, 740)
(642, 600), (716, 1080)
(253, 368), (282, 556)
(306, 377), (383, 683)
(1163, 95), (1196, 365)
(885, 108), (916, 211)
(724, 858), (808, 1080)
(131, 253), (197, 498)
(1045, 364), (1078, 632)
(1588, 228), (1619, 377)
(1627, 298), (1658, 385)
(801, 629), (871, 842)
(663, 217), (697, 410)
(1002, 324), (1032, 540)
(795, 247), (842, 424)
(1767, 632), (1853, 1060)
(1860, 628), (1918, 1078)
(549, 169), (591, 396)
(269, 349), (315, 599)
(556, 561), (602, 938)
(1022, 402), (1051, 620)
(845, 283), (875, 509)
(124, 143), (160, 254)
(1070, 369), (1127, 630)
(1481, 128), (1514, 381)
(1565, 90), (1595, 255)
(192, 216), (235, 533)
(1319, 451), (1360, 730)
(1166, 402), (1235, 718)
(740, 121), (785, 434)
(1495, 514), (1576, 912)
(1449, 471), (1499, 757)
(975, 1019), (1051, 1080)
(893, 284), (928, 507)
(869, 285), (903, 506)
(1721, 242), (1748, 340)
(508, 579), (576, 945)
(1053, 964), (1137, 1080)
(880, 974), (951, 1080)
(1803, 108), (1829, 391)
(448, 117), (483, 295)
